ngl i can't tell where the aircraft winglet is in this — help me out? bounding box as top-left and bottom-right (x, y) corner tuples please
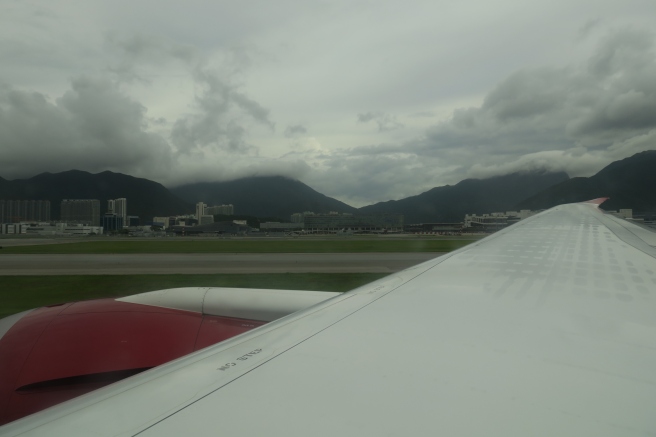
(582, 197), (609, 206)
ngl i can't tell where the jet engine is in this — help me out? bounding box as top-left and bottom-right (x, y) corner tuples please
(0, 287), (339, 425)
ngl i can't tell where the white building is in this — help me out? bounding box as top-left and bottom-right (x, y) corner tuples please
(59, 224), (103, 235)
(616, 209), (633, 219)
(464, 210), (535, 230)
(505, 210), (535, 220)
(108, 198), (127, 225)
(195, 202), (207, 220)
(205, 204), (234, 216)
(152, 217), (172, 229)
(291, 211), (316, 223)
(1, 223), (29, 234)
(5, 222), (104, 235)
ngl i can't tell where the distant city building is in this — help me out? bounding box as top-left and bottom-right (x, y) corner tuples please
(261, 222), (304, 232)
(175, 216), (198, 226)
(125, 225), (158, 236)
(58, 224), (103, 235)
(60, 199), (100, 225)
(643, 213), (656, 230)
(4, 222), (103, 235)
(405, 223), (463, 234)
(101, 214), (124, 232)
(127, 216), (140, 226)
(290, 211), (315, 223)
(199, 215), (214, 225)
(464, 210), (535, 232)
(195, 202), (207, 220)
(169, 221), (249, 236)
(23, 222), (59, 235)
(0, 200), (51, 223)
(1, 223), (29, 234)
(615, 209), (633, 219)
(152, 216), (175, 229)
(206, 204), (234, 216)
(303, 213), (403, 232)
(107, 198), (127, 225)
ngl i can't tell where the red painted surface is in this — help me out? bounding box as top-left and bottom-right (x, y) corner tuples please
(0, 299), (266, 425)
(583, 197), (609, 205)
(0, 304), (71, 426)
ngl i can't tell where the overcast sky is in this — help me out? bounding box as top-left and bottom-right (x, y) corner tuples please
(1, 0), (655, 206)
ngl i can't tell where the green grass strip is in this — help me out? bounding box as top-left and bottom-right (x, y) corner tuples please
(0, 239), (477, 254)
(0, 273), (388, 318)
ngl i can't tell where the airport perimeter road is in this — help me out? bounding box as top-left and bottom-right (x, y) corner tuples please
(0, 253), (442, 275)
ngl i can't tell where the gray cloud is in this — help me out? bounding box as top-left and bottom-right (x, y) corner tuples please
(409, 111), (435, 118)
(304, 152), (441, 206)
(0, 77), (172, 180)
(2, 2), (656, 208)
(105, 33), (199, 84)
(357, 111), (404, 132)
(577, 18), (601, 41)
(296, 28), (656, 204)
(103, 33), (275, 157)
(284, 124), (308, 138)
(171, 66), (273, 156)
(419, 29), (656, 166)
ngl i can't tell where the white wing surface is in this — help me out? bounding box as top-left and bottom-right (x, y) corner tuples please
(2, 202), (656, 436)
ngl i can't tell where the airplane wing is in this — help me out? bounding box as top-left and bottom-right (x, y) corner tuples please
(2, 201), (656, 436)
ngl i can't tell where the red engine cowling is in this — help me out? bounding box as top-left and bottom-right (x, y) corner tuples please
(0, 299), (265, 425)
(0, 286), (339, 425)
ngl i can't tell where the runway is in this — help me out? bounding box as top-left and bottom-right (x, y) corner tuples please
(0, 253), (442, 275)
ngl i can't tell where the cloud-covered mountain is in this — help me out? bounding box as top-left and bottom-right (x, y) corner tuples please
(171, 176), (357, 219)
(3, 151), (655, 225)
(516, 150), (656, 213)
(357, 171), (569, 223)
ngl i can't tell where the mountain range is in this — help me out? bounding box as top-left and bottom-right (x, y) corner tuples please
(358, 171), (569, 223)
(0, 170), (190, 221)
(516, 150), (656, 213)
(170, 177), (357, 219)
(1, 150), (654, 223)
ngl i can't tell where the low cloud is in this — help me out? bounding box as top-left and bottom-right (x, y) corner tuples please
(105, 33), (199, 84)
(105, 33), (274, 157)
(0, 31), (276, 183)
(577, 18), (601, 41)
(284, 124), (307, 138)
(171, 66), (273, 156)
(293, 28), (656, 204)
(402, 28), (656, 178)
(357, 111), (404, 132)
(0, 77), (172, 180)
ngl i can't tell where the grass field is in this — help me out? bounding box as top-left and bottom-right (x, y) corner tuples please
(0, 273), (387, 318)
(0, 238), (478, 254)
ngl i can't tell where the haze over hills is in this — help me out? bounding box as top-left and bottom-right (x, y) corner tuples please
(171, 176), (358, 219)
(0, 170), (191, 221)
(358, 171), (569, 223)
(516, 150), (656, 213)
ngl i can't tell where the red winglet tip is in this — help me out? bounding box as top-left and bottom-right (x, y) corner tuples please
(583, 197), (609, 206)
